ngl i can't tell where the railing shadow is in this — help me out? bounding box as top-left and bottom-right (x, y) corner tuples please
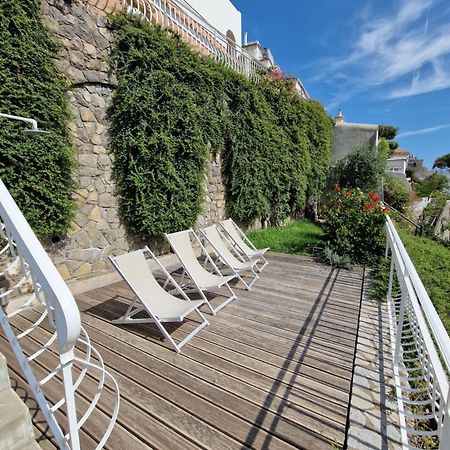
(241, 267), (344, 449)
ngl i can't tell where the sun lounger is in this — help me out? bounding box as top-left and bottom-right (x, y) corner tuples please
(109, 247), (208, 352)
(219, 218), (269, 272)
(199, 224), (259, 290)
(165, 229), (237, 315)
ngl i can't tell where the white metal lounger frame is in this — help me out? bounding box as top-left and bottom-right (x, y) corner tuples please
(199, 225), (259, 290)
(165, 229), (237, 315)
(219, 218), (269, 272)
(109, 247), (209, 353)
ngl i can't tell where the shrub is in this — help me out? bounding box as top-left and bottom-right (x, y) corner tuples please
(416, 173), (449, 197)
(109, 13), (333, 234)
(0, 0), (75, 238)
(377, 138), (391, 160)
(383, 173), (411, 212)
(109, 16), (217, 237)
(332, 145), (385, 193)
(399, 228), (450, 333)
(322, 187), (387, 265)
(302, 100), (334, 219)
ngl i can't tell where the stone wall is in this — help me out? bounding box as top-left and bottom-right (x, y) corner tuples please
(42, 0), (225, 281)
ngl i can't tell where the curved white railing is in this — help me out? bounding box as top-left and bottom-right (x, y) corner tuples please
(0, 179), (120, 450)
(85, 0), (267, 81)
(385, 216), (450, 449)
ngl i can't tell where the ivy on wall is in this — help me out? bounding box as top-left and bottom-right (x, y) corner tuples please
(108, 14), (333, 237)
(0, 0), (75, 238)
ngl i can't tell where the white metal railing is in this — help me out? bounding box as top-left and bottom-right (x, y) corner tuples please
(85, 0), (267, 81)
(385, 216), (450, 449)
(0, 179), (120, 450)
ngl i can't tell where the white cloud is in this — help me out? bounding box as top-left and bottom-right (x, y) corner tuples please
(397, 124), (450, 138)
(316, 0), (450, 101)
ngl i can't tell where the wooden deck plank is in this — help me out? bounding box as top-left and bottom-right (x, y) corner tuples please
(71, 305), (350, 427)
(1, 253), (363, 449)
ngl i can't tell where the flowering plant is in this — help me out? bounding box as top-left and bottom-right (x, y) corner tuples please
(321, 187), (387, 265)
(265, 67), (287, 82)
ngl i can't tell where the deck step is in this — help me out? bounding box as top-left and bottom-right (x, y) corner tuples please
(0, 353), (41, 450)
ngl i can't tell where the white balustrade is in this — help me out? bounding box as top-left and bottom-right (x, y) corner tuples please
(0, 179), (120, 450)
(385, 216), (450, 449)
(86, 0), (266, 81)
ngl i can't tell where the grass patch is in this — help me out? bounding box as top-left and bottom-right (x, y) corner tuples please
(398, 228), (450, 334)
(246, 220), (324, 256)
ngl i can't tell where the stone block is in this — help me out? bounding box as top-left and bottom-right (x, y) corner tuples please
(73, 262), (92, 279)
(78, 166), (100, 178)
(84, 248), (102, 263)
(80, 107), (96, 123)
(99, 193), (116, 208)
(79, 176), (92, 189)
(93, 145), (107, 154)
(90, 134), (102, 145)
(0, 388), (36, 450)
(92, 231), (109, 248)
(83, 42), (97, 56)
(97, 153), (111, 170)
(93, 260), (108, 273)
(78, 154), (97, 166)
(89, 205), (103, 221)
(73, 230), (91, 248)
(67, 260), (83, 273)
(94, 178), (106, 194)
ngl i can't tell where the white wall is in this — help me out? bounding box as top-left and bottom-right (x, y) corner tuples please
(386, 158), (408, 174)
(178, 0), (242, 46)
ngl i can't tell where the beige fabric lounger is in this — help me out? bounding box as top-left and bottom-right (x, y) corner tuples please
(219, 218), (269, 272)
(199, 224), (259, 290)
(109, 247), (208, 353)
(165, 229), (237, 315)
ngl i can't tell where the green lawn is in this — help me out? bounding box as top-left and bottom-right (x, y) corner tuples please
(398, 229), (450, 334)
(246, 220), (324, 256)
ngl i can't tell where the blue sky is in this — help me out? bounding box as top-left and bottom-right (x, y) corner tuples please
(233, 0), (450, 168)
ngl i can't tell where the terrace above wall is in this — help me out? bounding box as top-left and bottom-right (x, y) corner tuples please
(85, 0), (309, 97)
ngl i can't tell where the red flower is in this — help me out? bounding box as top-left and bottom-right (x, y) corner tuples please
(368, 192), (377, 199)
(364, 203), (372, 210)
(335, 186), (341, 192)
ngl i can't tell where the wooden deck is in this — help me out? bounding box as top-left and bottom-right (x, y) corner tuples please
(2, 253), (364, 449)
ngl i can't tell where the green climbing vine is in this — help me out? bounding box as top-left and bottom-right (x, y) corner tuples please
(108, 13), (333, 237)
(0, 0), (75, 238)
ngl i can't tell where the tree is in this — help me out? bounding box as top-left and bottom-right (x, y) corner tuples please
(378, 125), (398, 140)
(331, 144), (385, 192)
(433, 153), (450, 170)
(383, 173), (411, 212)
(416, 173), (449, 197)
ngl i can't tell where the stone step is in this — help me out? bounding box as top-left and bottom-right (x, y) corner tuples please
(0, 388), (37, 450)
(21, 442), (43, 450)
(0, 352), (11, 391)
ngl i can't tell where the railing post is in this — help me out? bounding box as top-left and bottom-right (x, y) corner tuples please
(440, 387), (450, 449)
(387, 254), (395, 302)
(393, 283), (408, 366)
(61, 351), (80, 450)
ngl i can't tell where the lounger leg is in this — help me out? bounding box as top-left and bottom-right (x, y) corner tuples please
(210, 283), (237, 314)
(176, 310), (209, 351)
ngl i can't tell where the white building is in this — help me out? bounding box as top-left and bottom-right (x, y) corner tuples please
(177, 0), (242, 48)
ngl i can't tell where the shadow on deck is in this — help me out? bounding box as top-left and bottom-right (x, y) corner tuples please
(3, 253), (364, 450)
